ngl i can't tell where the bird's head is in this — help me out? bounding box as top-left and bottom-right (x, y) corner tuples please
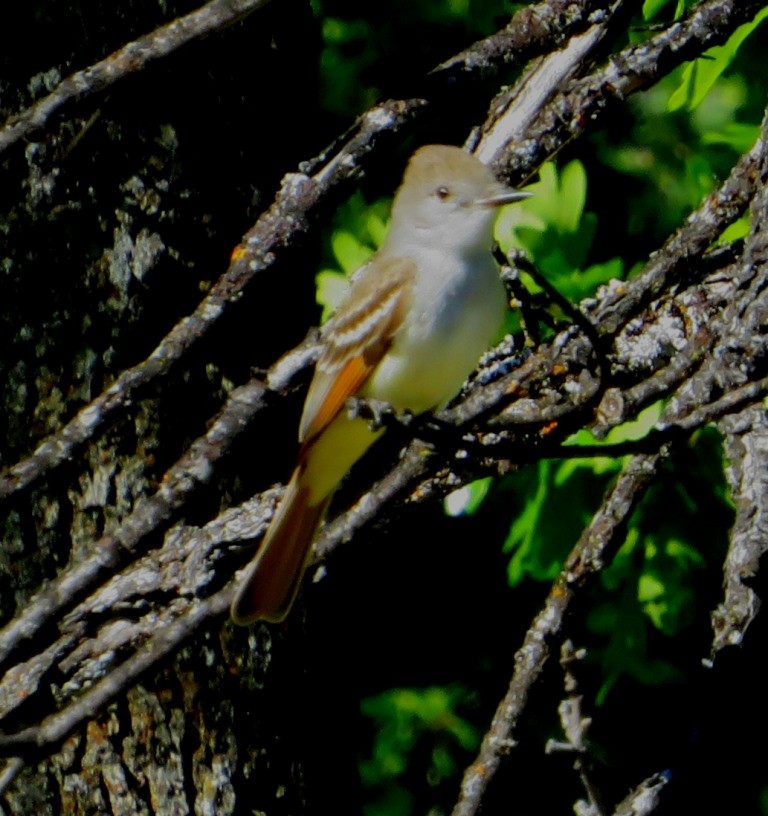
(387, 145), (529, 254)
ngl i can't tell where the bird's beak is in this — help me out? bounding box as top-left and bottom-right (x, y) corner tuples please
(475, 188), (532, 208)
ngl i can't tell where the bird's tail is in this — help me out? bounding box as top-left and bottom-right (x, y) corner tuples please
(230, 470), (330, 625)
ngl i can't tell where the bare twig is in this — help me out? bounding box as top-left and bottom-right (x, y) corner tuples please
(451, 453), (660, 816)
(313, 441), (433, 565)
(0, 0), (275, 155)
(546, 641), (604, 816)
(711, 406), (768, 651)
(433, 0), (614, 79)
(611, 772), (670, 816)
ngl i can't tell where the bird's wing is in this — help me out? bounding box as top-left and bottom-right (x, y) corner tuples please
(298, 255), (415, 446)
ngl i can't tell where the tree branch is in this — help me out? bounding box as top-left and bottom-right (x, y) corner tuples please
(433, 0), (615, 79)
(2, 2), (767, 792)
(493, 0), (767, 183)
(711, 407), (768, 652)
(0, 0), (618, 501)
(451, 453), (661, 816)
(0, 0), (275, 156)
(0, 589), (231, 759)
(0, 379), (269, 664)
(611, 772), (670, 816)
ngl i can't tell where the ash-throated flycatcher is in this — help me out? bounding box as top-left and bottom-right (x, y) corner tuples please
(231, 144), (529, 625)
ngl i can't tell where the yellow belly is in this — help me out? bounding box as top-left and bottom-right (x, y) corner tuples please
(300, 415), (382, 504)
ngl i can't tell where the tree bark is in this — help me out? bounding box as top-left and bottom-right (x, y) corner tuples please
(1, 1), (768, 814)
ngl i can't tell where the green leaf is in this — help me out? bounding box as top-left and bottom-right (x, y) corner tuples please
(718, 214), (750, 244)
(700, 121), (760, 153)
(315, 269), (348, 321)
(632, 530), (707, 636)
(331, 229), (374, 274)
(668, 6), (768, 112)
(315, 193), (391, 320)
(504, 462), (553, 584)
(607, 401), (663, 443)
(642, 0), (690, 21)
(642, 0), (671, 23)
(583, 429), (731, 697)
(574, 257), (625, 293)
(522, 161), (587, 235)
(558, 160), (588, 233)
(496, 159), (622, 301)
(366, 208), (389, 247)
(360, 685), (479, 811)
(444, 477), (493, 517)
(363, 787), (412, 816)
(505, 460), (617, 585)
(560, 402), (664, 468)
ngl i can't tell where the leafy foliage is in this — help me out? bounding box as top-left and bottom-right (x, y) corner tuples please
(311, 0), (511, 118)
(360, 686), (480, 816)
(306, 3), (768, 814)
(493, 402), (733, 698)
(315, 193), (389, 320)
(667, 7), (768, 113)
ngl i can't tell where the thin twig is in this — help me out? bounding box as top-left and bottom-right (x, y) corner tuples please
(546, 641), (604, 816)
(432, 0), (613, 79)
(611, 772), (670, 816)
(451, 454), (661, 816)
(0, 0), (275, 155)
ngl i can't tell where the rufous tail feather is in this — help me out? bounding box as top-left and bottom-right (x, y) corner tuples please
(230, 471), (329, 625)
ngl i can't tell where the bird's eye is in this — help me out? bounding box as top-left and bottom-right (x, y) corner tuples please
(434, 186), (451, 200)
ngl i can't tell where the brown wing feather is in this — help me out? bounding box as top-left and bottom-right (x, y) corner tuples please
(230, 257), (414, 625)
(299, 256), (415, 445)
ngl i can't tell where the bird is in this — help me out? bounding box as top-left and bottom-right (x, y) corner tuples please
(231, 144), (530, 625)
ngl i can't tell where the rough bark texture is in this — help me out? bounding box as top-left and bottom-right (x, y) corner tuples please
(2, 1), (768, 814)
